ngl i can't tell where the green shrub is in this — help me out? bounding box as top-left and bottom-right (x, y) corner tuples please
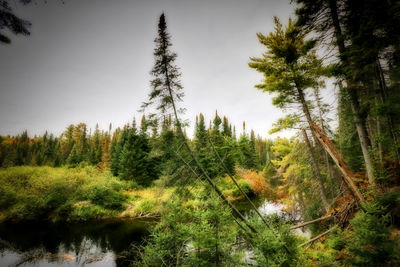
(326, 226), (346, 251)
(44, 182), (69, 210)
(136, 190), (244, 266)
(343, 202), (400, 266)
(134, 199), (158, 215)
(232, 179), (255, 197)
(70, 204), (110, 221)
(88, 186), (126, 211)
(0, 186), (17, 210)
(0, 166), (129, 221)
(248, 213), (301, 266)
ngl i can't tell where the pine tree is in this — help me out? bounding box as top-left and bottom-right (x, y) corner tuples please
(0, 0), (31, 44)
(294, 0), (386, 184)
(249, 17), (331, 211)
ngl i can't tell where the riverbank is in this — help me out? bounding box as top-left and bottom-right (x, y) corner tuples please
(0, 166), (269, 223)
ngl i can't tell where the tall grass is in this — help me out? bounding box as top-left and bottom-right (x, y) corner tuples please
(0, 166), (128, 222)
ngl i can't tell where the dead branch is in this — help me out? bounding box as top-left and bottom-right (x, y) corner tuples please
(291, 215), (334, 230)
(311, 121), (365, 203)
(299, 229), (332, 247)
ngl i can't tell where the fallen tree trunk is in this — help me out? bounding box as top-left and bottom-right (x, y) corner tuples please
(299, 229), (332, 247)
(291, 215), (333, 230)
(311, 121), (365, 203)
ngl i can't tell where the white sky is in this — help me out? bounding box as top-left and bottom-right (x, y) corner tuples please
(0, 0), (338, 138)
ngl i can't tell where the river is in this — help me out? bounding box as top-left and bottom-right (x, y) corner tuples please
(0, 200), (304, 267)
(0, 219), (152, 267)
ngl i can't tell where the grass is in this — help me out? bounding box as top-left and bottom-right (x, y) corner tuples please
(0, 166), (265, 222)
(0, 166), (140, 222)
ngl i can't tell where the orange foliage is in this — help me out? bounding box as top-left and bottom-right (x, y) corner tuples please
(276, 192), (288, 200)
(236, 168), (273, 198)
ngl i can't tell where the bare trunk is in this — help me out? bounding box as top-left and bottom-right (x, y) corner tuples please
(349, 92), (376, 184)
(313, 88), (342, 188)
(376, 59), (400, 160)
(374, 96), (384, 164)
(296, 88), (330, 211)
(302, 129), (331, 212)
(311, 122), (365, 203)
(291, 215), (333, 230)
(299, 229), (332, 247)
(328, 0), (376, 184)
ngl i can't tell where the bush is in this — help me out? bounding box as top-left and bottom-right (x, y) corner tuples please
(326, 226), (346, 251)
(88, 186), (126, 211)
(319, 201), (400, 266)
(70, 203), (111, 221)
(136, 190), (244, 266)
(0, 166), (130, 221)
(343, 202), (400, 266)
(237, 168), (273, 198)
(134, 199), (159, 215)
(232, 179), (255, 197)
(248, 213), (301, 266)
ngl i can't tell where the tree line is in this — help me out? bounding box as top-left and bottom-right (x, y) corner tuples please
(0, 114), (274, 186)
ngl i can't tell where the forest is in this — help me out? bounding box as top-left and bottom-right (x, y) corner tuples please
(1, 0), (400, 266)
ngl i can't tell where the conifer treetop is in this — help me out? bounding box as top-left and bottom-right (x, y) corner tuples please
(141, 13), (185, 124)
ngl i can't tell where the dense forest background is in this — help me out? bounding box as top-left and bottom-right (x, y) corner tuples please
(0, 113), (272, 185)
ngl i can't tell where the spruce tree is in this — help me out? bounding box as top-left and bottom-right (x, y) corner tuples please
(194, 113), (218, 177)
(222, 116), (232, 137)
(141, 13), (257, 235)
(118, 127), (157, 186)
(141, 13), (184, 120)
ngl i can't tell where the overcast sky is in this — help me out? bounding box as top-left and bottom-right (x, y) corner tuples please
(0, 0), (337, 138)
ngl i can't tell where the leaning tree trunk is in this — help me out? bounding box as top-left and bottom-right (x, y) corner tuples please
(302, 129), (331, 212)
(314, 87), (344, 189)
(327, 0), (376, 185)
(297, 87), (331, 212)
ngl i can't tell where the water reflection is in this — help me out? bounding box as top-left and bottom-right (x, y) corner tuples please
(0, 220), (152, 267)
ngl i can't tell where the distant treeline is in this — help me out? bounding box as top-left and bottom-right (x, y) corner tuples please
(0, 112), (274, 186)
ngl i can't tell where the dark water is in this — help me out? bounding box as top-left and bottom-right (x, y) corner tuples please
(0, 200), (306, 267)
(0, 219), (153, 267)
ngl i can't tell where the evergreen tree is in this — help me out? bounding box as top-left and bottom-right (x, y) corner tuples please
(294, 0), (390, 184)
(110, 127), (128, 176)
(140, 13), (192, 185)
(141, 13), (184, 120)
(222, 116), (232, 137)
(249, 17), (331, 211)
(15, 130), (30, 165)
(194, 113), (218, 177)
(61, 124), (75, 163)
(118, 127), (157, 186)
(0, 0), (31, 44)
(89, 124), (102, 166)
(238, 133), (257, 170)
